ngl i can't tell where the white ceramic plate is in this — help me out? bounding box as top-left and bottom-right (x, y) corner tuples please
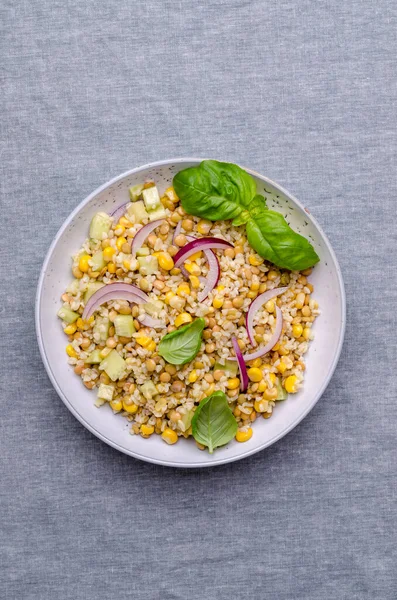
(36, 158), (346, 468)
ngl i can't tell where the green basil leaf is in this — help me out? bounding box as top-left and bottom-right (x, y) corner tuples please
(246, 195), (320, 270)
(158, 318), (205, 365)
(173, 160), (257, 221)
(191, 391), (238, 454)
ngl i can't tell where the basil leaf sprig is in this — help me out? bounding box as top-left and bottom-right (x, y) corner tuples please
(173, 160), (319, 271)
(191, 391), (238, 454)
(158, 318), (205, 365)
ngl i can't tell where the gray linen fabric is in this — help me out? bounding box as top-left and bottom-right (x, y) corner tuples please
(1, 1), (396, 598)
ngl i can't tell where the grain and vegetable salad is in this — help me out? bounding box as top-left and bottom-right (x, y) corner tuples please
(58, 160), (320, 453)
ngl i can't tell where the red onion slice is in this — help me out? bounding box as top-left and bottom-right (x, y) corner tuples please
(138, 314), (166, 329)
(246, 287), (289, 346)
(131, 219), (165, 255)
(197, 249), (220, 302)
(230, 306), (283, 362)
(232, 337), (249, 392)
(174, 237), (233, 268)
(110, 202), (130, 221)
(82, 283), (149, 320)
(173, 220), (182, 243)
(181, 235), (219, 300)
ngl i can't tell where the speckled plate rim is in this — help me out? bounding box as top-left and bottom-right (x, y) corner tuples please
(35, 157), (346, 468)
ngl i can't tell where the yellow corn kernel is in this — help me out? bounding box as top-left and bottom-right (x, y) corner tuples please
(189, 251), (202, 262)
(161, 428), (178, 445)
(158, 252), (174, 271)
(115, 225), (125, 236)
(184, 262), (201, 275)
(267, 270), (278, 281)
(188, 370), (198, 383)
(123, 259), (131, 270)
(272, 342), (280, 351)
(278, 345), (289, 356)
(226, 377), (240, 390)
(212, 296), (224, 309)
(292, 324), (303, 338)
(276, 360), (287, 374)
(248, 254), (263, 266)
(247, 367), (263, 382)
(197, 219), (212, 235)
(78, 254), (91, 273)
(284, 375), (298, 394)
(76, 318), (84, 330)
(64, 324), (77, 335)
(189, 275), (200, 289)
(110, 399), (123, 412)
(103, 246), (116, 261)
(194, 360), (204, 369)
(258, 380), (267, 392)
(263, 387), (278, 400)
(146, 340), (156, 352)
(66, 344), (77, 358)
(123, 401), (138, 414)
(175, 312), (193, 328)
(136, 336), (151, 347)
(164, 291), (175, 305)
(216, 284), (225, 292)
(303, 327), (311, 340)
(247, 290), (257, 299)
(177, 283), (190, 297)
(250, 281), (260, 291)
(254, 399), (269, 413)
(116, 236), (127, 251)
(269, 373), (277, 384)
(295, 292), (305, 309)
(100, 348), (111, 359)
(107, 262), (116, 273)
(165, 186), (179, 202)
(203, 383), (215, 397)
(262, 363), (272, 369)
(265, 300), (275, 313)
(118, 217), (131, 228)
(236, 428), (253, 443)
(249, 358), (262, 368)
(141, 424), (155, 437)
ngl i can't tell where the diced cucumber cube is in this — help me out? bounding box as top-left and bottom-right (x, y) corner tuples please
(138, 255), (158, 276)
(136, 247), (150, 257)
(140, 380), (158, 400)
(142, 186), (161, 211)
(89, 212), (112, 240)
(129, 184), (144, 201)
(85, 349), (102, 364)
(84, 282), (105, 303)
(143, 299), (164, 316)
(147, 204), (167, 221)
(99, 350), (126, 382)
(114, 315), (135, 338)
(127, 200), (149, 224)
(57, 307), (80, 324)
(276, 379), (288, 401)
(181, 409), (194, 431)
(91, 250), (105, 272)
(97, 383), (115, 401)
(213, 359), (238, 377)
(93, 316), (110, 342)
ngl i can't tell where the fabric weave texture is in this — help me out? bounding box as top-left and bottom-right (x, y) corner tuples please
(1, 1), (396, 598)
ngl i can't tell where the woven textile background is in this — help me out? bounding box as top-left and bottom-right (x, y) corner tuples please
(1, 1), (396, 598)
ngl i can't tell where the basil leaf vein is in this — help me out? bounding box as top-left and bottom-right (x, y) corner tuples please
(158, 318), (205, 365)
(191, 391), (238, 454)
